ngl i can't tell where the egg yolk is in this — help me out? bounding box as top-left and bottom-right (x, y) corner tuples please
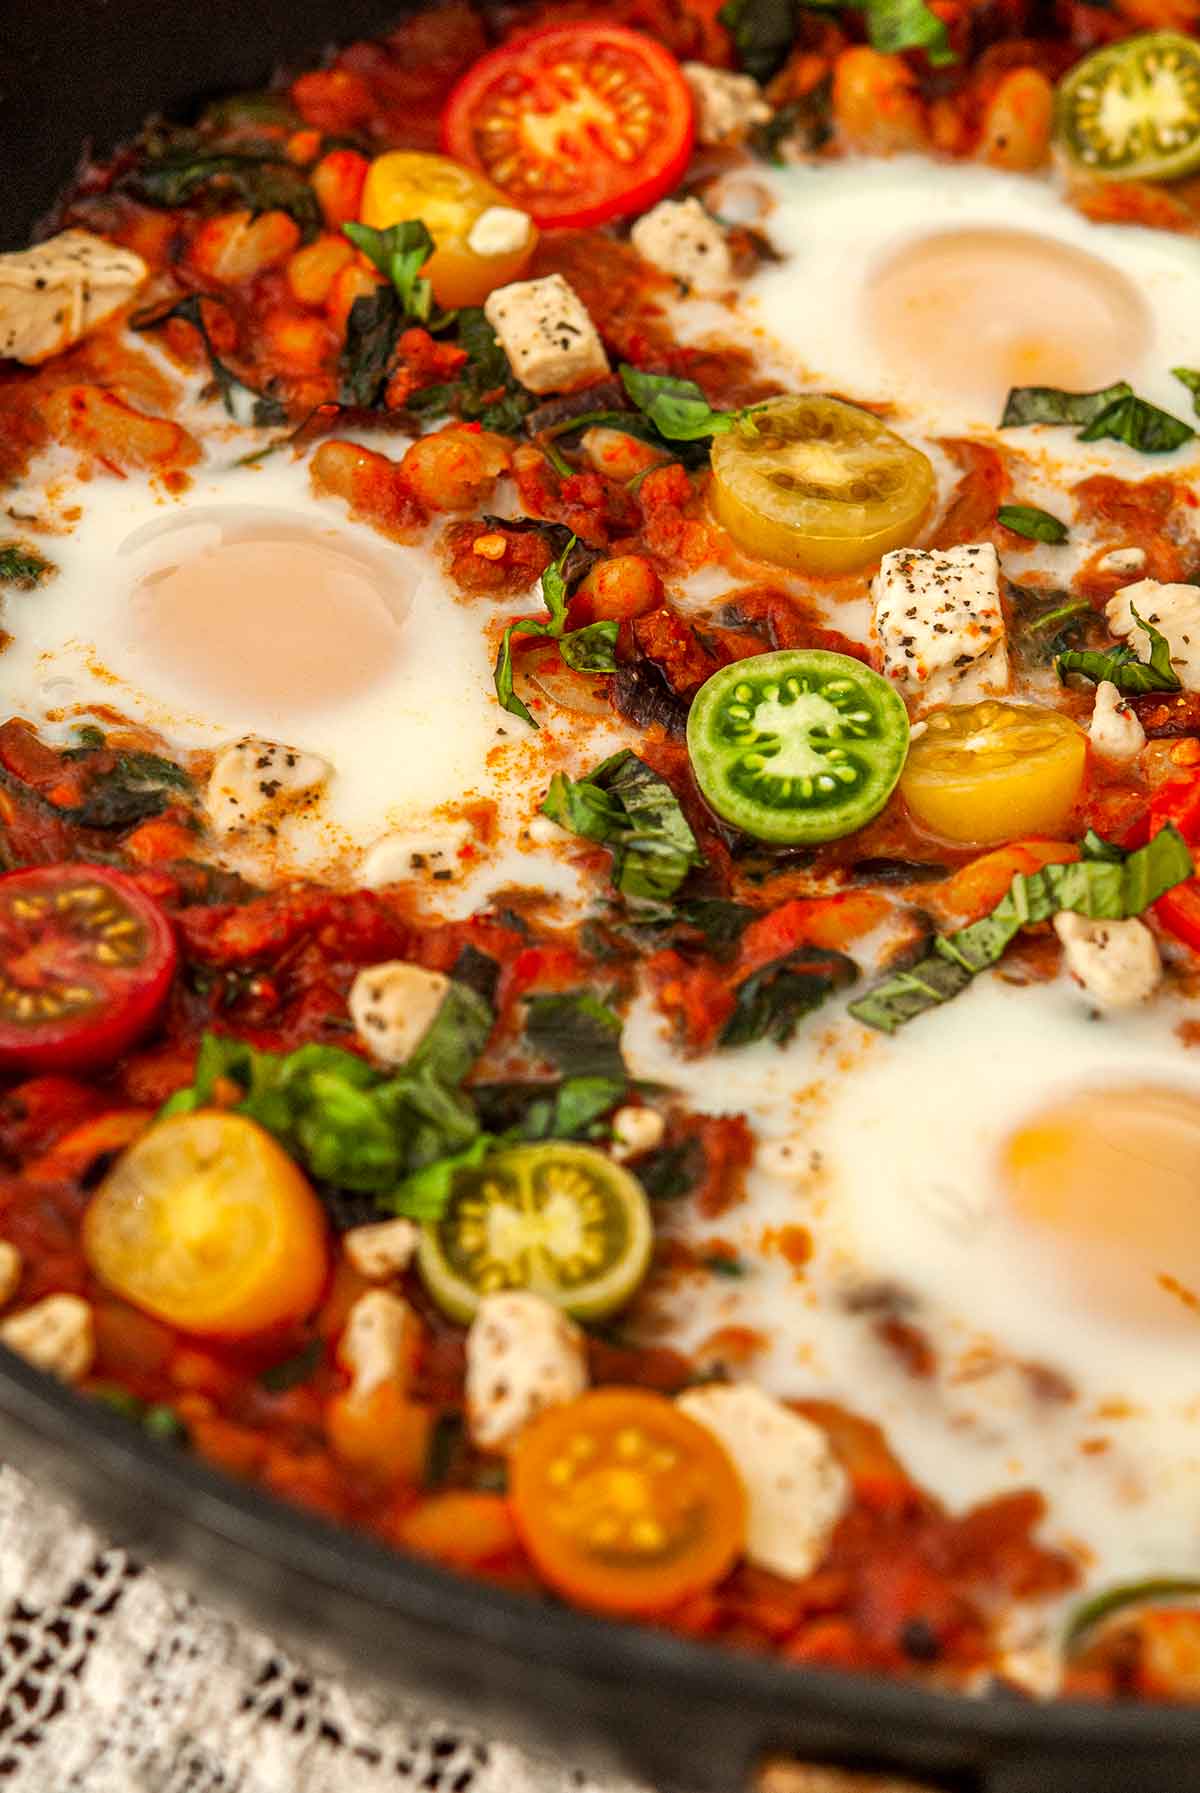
(123, 510), (410, 718)
(864, 228), (1149, 417)
(1002, 1085), (1200, 1332)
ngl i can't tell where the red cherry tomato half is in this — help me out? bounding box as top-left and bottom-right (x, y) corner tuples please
(0, 864), (177, 1073)
(441, 24), (695, 229)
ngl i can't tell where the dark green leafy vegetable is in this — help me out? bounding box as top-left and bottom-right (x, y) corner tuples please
(343, 220), (454, 330)
(997, 503), (1069, 544)
(1064, 1579), (1200, 1654)
(1001, 382), (1133, 429)
(675, 897), (759, 954)
(0, 543), (55, 589)
(134, 295), (287, 427)
(751, 77), (833, 161)
(408, 307), (533, 435)
(850, 826), (1193, 1033)
(1056, 603), (1181, 695)
(635, 1136), (706, 1201)
(124, 148), (320, 236)
(258, 1338), (322, 1393)
(865, 0), (953, 61)
(619, 364), (752, 442)
(494, 536), (615, 724)
(200, 91), (300, 137)
(1001, 380), (1193, 455)
(541, 750), (704, 907)
(66, 750), (193, 830)
(1079, 392), (1194, 455)
(161, 978), (492, 1213)
(472, 1076), (626, 1141)
(523, 991), (627, 1082)
(338, 286), (402, 408)
(718, 0), (804, 82)
(1173, 367), (1200, 416)
(450, 943), (500, 1009)
(720, 945), (857, 1047)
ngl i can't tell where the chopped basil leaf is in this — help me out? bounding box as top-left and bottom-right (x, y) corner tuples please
(161, 994), (490, 1205)
(523, 991), (627, 1082)
(124, 148), (320, 236)
(865, 0), (953, 63)
(619, 364), (748, 442)
(409, 980), (494, 1087)
(997, 503), (1069, 544)
(408, 307), (532, 434)
(558, 620), (619, 673)
(720, 945), (858, 1047)
(675, 897), (759, 954)
(1079, 392), (1194, 455)
(472, 1076), (626, 1141)
(1056, 601), (1181, 694)
(636, 1136), (706, 1201)
(450, 943), (501, 1010)
(390, 1132), (496, 1220)
(258, 1338), (322, 1393)
(717, 0), (803, 82)
(541, 750), (704, 907)
(0, 543), (55, 588)
(133, 294), (287, 427)
(65, 749), (194, 830)
(1001, 382), (1133, 429)
(850, 825), (1193, 1033)
(343, 220), (452, 331)
(1173, 367), (1200, 416)
(338, 285), (403, 409)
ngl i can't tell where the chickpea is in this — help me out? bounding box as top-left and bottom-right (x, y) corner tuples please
(189, 210), (301, 285)
(398, 425), (511, 511)
(580, 425), (665, 484)
(832, 48), (929, 156)
(577, 555), (663, 622)
(976, 68), (1054, 172)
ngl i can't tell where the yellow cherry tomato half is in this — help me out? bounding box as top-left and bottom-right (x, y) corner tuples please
(83, 1112), (329, 1337)
(900, 699), (1087, 846)
(509, 1387), (746, 1616)
(710, 395), (936, 577)
(359, 150), (538, 307)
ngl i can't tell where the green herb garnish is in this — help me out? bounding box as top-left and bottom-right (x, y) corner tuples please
(997, 503), (1069, 544)
(0, 543), (55, 588)
(850, 826), (1193, 1033)
(494, 535), (617, 726)
(721, 945), (857, 1047)
(719, 0), (950, 81)
(343, 220), (446, 327)
(523, 990), (627, 1082)
(619, 365), (752, 442)
(1173, 367), (1200, 416)
(408, 307), (532, 435)
(1001, 380), (1193, 455)
(124, 148), (321, 236)
(541, 750), (704, 908)
(1056, 601), (1181, 695)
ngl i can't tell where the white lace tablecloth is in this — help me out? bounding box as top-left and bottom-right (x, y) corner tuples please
(0, 1461), (654, 1793)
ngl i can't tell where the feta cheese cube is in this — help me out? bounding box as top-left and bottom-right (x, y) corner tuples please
(206, 737), (331, 835)
(1053, 913), (1162, 1010)
(1106, 578), (1200, 692)
(1088, 680), (1145, 763)
(0, 230), (148, 365)
(483, 274), (609, 395)
(467, 206), (534, 258)
(348, 961), (451, 1067)
(338, 1289), (418, 1398)
(343, 1217), (418, 1281)
(678, 1382), (848, 1581)
(872, 543), (1009, 706)
(0, 1294), (94, 1382)
(630, 198), (732, 293)
(466, 1291), (588, 1452)
(1095, 546), (1145, 577)
(682, 63), (772, 145)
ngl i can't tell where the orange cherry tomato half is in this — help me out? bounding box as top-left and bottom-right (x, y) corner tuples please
(441, 24), (695, 229)
(509, 1387), (746, 1616)
(0, 864), (176, 1074)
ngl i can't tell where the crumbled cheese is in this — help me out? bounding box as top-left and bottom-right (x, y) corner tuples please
(359, 822), (472, 888)
(1096, 546), (1146, 577)
(343, 1217), (418, 1281)
(872, 543), (1009, 706)
(483, 274), (609, 395)
(0, 1241), (21, 1310)
(465, 1291), (588, 1452)
(205, 737), (331, 835)
(467, 205), (534, 258)
(610, 1106), (665, 1161)
(1107, 579), (1200, 692)
(682, 63), (772, 145)
(337, 1289), (417, 1399)
(0, 230), (147, 365)
(348, 960), (450, 1067)
(1088, 679), (1145, 763)
(0, 1294), (94, 1382)
(1053, 912), (1162, 1009)
(678, 1382), (848, 1580)
(630, 198), (732, 293)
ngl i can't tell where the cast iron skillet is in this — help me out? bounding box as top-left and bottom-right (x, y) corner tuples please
(4, 8), (1200, 1787)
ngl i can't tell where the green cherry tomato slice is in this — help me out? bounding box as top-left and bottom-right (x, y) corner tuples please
(686, 649), (911, 845)
(417, 1142), (653, 1323)
(1056, 32), (1200, 182)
